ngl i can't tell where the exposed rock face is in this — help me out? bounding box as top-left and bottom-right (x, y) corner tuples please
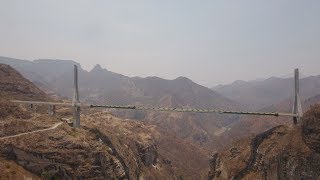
(137, 143), (158, 166)
(302, 104), (320, 153)
(0, 157), (40, 179)
(208, 105), (320, 179)
(83, 112), (210, 179)
(0, 125), (131, 179)
(208, 153), (220, 179)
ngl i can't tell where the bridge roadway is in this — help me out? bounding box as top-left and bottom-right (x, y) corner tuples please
(11, 100), (298, 117)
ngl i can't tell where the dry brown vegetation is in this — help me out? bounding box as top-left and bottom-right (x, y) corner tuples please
(0, 158), (40, 180)
(0, 95), (31, 119)
(302, 104), (320, 153)
(208, 105), (320, 179)
(0, 110), (207, 179)
(0, 64), (47, 101)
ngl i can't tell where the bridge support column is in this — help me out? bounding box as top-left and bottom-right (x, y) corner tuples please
(28, 103), (36, 111)
(293, 68), (303, 124)
(28, 103), (33, 110)
(73, 65), (81, 128)
(48, 105), (56, 116)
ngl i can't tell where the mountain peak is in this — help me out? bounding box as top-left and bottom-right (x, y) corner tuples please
(91, 64), (105, 72)
(232, 80), (246, 84)
(174, 76), (192, 82)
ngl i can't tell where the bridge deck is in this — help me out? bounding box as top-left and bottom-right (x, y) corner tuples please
(11, 100), (297, 117)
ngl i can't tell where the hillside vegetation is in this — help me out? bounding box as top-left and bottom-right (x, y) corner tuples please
(208, 104), (320, 179)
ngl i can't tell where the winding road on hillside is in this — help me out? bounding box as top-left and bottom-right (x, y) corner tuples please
(0, 122), (63, 140)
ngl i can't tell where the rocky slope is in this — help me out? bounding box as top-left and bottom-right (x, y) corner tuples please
(1, 112), (209, 179)
(208, 104), (320, 179)
(0, 108), (210, 179)
(0, 64), (47, 101)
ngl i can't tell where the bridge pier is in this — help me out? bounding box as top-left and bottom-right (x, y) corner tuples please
(48, 105), (56, 116)
(28, 103), (35, 111)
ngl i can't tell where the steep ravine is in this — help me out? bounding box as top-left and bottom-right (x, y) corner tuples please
(88, 128), (130, 180)
(0, 126), (130, 179)
(208, 104), (320, 179)
(232, 126), (284, 179)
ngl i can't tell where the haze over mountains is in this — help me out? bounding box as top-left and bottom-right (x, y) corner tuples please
(0, 56), (233, 106)
(0, 63), (211, 179)
(3, 55), (320, 111)
(0, 56), (241, 149)
(2, 56), (320, 179)
(213, 75), (320, 110)
(2, 55), (320, 149)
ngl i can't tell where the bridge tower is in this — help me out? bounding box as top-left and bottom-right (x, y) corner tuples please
(293, 68), (303, 124)
(73, 65), (81, 128)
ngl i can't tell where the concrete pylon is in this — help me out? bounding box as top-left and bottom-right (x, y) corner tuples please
(293, 68), (303, 124)
(73, 65), (81, 128)
(48, 105), (56, 116)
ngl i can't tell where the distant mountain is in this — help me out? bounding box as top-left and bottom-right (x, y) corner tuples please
(0, 56), (240, 148)
(213, 75), (320, 110)
(0, 56), (81, 89)
(304, 94), (320, 108)
(0, 56), (235, 108)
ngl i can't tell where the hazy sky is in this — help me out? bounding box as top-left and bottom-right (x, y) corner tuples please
(0, 0), (319, 86)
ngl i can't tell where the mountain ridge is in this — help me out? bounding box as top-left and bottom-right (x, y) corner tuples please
(0, 61), (210, 179)
(213, 74), (320, 110)
(0, 56), (240, 149)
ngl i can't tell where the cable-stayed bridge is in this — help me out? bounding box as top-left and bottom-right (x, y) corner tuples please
(11, 65), (303, 128)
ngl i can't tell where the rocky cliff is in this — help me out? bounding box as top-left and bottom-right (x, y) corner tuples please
(208, 104), (320, 179)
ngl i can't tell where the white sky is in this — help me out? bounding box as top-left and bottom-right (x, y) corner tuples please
(0, 0), (319, 87)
